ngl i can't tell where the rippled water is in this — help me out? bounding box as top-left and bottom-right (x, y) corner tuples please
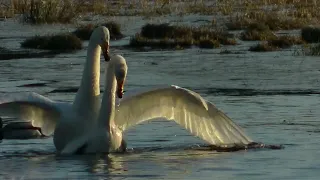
(1, 17), (320, 179)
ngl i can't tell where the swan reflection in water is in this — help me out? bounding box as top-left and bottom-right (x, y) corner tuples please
(0, 134), (283, 179)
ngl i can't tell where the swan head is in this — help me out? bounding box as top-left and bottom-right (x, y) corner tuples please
(91, 26), (111, 61)
(111, 55), (127, 98)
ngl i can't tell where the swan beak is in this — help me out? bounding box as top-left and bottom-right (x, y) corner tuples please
(117, 80), (124, 98)
(102, 43), (110, 62)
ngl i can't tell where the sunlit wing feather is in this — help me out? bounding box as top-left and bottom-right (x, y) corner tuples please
(0, 92), (61, 135)
(114, 85), (253, 146)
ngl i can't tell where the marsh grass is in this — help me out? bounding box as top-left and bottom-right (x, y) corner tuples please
(288, 3), (320, 19)
(294, 43), (320, 56)
(130, 23), (236, 49)
(296, 43), (320, 56)
(226, 16), (252, 31)
(227, 14), (308, 31)
(73, 22), (124, 40)
(240, 23), (277, 41)
(21, 33), (82, 51)
(268, 35), (305, 48)
(306, 44), (320, 56)
(103, 0), (173, 16)
(7, 0), (320, 27)
(12, 0), (79, 24)
(249, 42), (278, 52)
(0, 1), (14, 18)
(221, 0), (317, 32)
(301, 26), (320, 43)
(11, 0), (121, 24)
(264, 17), (307, 31)
(72, 24), (94, 40)
(129, 34), (193, 49)
(100, 22), (123, 39)
(249, 35), (305, 52)
(140, 24), (192, 39)
(198, 39), (220, 48)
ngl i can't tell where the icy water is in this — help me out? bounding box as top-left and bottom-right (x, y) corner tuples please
(1, 17), (320, 179)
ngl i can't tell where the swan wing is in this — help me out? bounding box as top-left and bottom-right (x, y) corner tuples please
(114, 85), (253, 146)
(0, 92), (62, 136)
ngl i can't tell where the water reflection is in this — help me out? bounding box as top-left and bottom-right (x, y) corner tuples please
(0, 143), (244, 179)
(84, 154), (125, 175)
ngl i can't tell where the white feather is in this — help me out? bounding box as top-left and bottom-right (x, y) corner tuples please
(115, 85), (253, 147)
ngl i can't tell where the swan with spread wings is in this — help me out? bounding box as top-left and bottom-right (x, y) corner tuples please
(0, 54), (253, 154)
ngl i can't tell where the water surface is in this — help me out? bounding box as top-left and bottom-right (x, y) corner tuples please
(1, 17), (320, 180)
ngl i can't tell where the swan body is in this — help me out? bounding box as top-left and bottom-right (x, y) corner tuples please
(59, 55), (127, 154)
(0, 52), (253, 153)
(0, 26), (111, 152)
(0, 117), (43, 140)
(93, 55), (253, 150)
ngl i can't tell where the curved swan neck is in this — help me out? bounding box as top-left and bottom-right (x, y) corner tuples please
(73, 39), (101, 107)
(98, 64), (117, 129)
(80, 41), (101, 96)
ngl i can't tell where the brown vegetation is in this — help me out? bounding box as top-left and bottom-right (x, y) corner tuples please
(240, 23), (277, 41)
(249, 43), (278, 52)
(21, 33), (82, 51)
(1, 0), (318, 29)
(297, 43), (320, 56)
(301, 26), (320, 43)
(12, 0), (79, 24)
(249, 35), (305, 52)
(73, 22), (124, 40)
(227, 14), (308, 31)
(129, 23), (236, 49)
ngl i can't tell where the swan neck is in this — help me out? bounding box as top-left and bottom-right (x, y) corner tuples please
(98, 65), (117, 129)
(82, 41), (101, 96)
(73, 39), (101, 108)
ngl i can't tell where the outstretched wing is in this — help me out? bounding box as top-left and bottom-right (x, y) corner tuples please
(0, 92), (62, 136)
(114, 85), (253, 147)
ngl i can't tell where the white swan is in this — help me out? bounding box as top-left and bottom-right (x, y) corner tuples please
(0, 55), (127, 154)
(0, 54), (253, 153)
(0, 117), (44, 140)
(0, 26), (111, 150)
(60, 54), (128, 154)
(61, 55), (253, 153)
